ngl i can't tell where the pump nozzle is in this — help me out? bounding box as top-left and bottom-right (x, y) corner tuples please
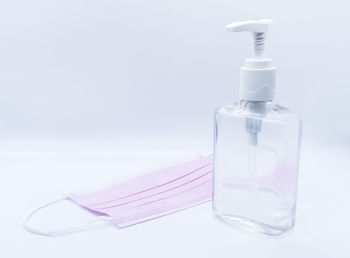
(226, 19), (273, 59)
(226, 19), (275, 102)
(226, 19), (275, 146)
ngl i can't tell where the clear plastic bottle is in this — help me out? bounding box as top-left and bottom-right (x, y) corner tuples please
(213, 101), (301, 236)
(212, 19), (302, 236)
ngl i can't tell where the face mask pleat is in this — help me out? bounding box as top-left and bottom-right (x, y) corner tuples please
(90, 166), (213, 210)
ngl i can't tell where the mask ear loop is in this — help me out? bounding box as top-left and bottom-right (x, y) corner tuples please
(24, 197), (114, 236)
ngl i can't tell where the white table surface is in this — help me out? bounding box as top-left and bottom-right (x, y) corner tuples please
(1, 138), (349, 258)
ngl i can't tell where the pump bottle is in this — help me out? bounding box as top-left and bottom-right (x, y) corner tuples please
(212, 19), (301, 236)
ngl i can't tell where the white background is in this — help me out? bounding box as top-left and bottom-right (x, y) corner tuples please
(0, 0), (350, 257)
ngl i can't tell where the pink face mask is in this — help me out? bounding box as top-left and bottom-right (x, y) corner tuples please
(24, 156), (213, 236)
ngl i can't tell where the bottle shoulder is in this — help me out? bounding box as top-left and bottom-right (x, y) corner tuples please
(215, 101), (301, 124)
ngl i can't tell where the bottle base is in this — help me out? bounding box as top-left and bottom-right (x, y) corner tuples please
(214, 213), (293, 237)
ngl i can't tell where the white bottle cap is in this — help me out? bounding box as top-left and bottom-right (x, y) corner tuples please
(226, 19), (276, 102)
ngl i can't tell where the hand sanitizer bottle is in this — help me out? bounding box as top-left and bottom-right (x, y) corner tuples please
(213, 19), (302, 236)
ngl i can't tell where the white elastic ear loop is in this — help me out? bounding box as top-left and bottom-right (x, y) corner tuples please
(24, 197), (114, 236)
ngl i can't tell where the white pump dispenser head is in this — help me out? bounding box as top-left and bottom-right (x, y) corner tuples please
(226, 19), (275, 102)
